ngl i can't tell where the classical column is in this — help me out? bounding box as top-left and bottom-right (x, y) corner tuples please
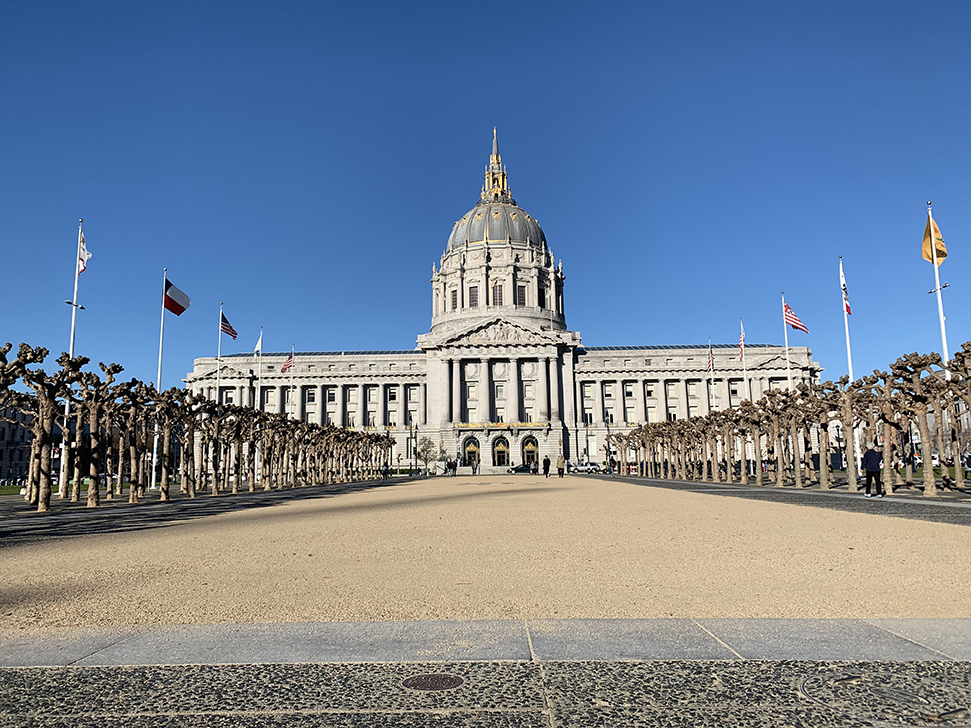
(537, 357), (550, 422)
(296, 385), (306, 421)
(635, 379), (646, 423)
(480, 357), (491, 422)
(438, 358), (450, 425)
(397, 384), (406, 429)
(355, 384), (365, 429)
(550, 353), (561, 422)
(377, 383), (387, 427)
(315, 385), (325, 425)
(658, 380), (668, 421)
(276, 385), (286, 415)
(681, 379), (690, 420)
(508, 358), (520, 423)
(236, 385), (245, 408)
(451, 359), (461, 423)
(337, 384), (346, 426)
(560, 348), (574, 427)
(420, 382), (427, 425)
(592, 380), (604, 425)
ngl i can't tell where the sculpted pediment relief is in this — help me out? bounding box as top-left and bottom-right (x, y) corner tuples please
(195, 365), (251, 381)
(444, 319), (552, 347)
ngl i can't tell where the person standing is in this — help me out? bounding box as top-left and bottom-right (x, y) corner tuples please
(556, 453), (565, 478)
(542, 455), (551, 478)
(861, 445), (884, 498)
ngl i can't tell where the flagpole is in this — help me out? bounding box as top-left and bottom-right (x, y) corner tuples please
(216, 303), (223, 404)
(254, 327), (263, 484)
(782, 292), (793, 390)
(289, 344), (295, 418)
(707, 337), (714, 407)
(150, 268), (167, 490)
(59, 219), (85, 496)
(928, 203), (950, 374)
(740, 318), (751, 401)
(840, 257), (854, 381)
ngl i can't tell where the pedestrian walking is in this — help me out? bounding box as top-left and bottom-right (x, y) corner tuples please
(861, 445), (884, 497)
(542, 455), (551, 478)
(556, 453), (565, 478)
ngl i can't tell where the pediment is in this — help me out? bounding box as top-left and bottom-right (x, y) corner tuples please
(196, 364), (251, 381)
(443, 318), (554, 347)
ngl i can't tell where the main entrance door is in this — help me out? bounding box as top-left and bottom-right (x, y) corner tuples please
(463, 437), (480, 466)
(493, 437), (509, 467)
(522, 436), (539, 466)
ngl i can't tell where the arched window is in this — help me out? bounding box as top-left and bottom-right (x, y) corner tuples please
(522, 436), (539, 466)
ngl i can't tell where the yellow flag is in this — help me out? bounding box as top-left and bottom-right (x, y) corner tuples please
(922, 214), (947, 265)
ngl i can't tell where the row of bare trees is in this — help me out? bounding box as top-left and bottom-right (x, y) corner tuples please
(608, 346), (971, 499)
(1, 343), (396, 512)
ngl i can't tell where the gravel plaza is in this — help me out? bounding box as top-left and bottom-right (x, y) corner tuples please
(1, 473), (970, 726)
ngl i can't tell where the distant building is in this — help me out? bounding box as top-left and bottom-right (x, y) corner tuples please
(187, 132), (819, 472)
(0, 407), (32, 482)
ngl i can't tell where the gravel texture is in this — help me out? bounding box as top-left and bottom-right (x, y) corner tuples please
(1, 475), (969, 635)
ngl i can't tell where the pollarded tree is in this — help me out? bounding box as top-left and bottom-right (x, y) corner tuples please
(891, 353), (941, 498)
(77, 362), (125, 507)
(15, 345), (88, 512)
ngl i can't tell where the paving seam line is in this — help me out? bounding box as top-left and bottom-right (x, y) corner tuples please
(524, 620), (558, 728)
(862, 620), (957, 661)
(691, 619), (745, 660)
(65, 628), (150, 667)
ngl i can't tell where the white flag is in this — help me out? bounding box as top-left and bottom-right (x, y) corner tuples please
(78, 231), (92, 274)
(254, 331), (263, 354)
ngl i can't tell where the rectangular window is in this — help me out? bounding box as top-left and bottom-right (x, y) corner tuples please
(687, 382), (698, 397)
(306, 389), (316, 403)
(265, 391), (276, 406)
(583, 409), (594, 424)
(646, 405), (657, 423)
(387, 412), (398, 427)
(388, 387), (397, 402)
(326, 388), (336, 403)
(328, 364), (336, 371)
(604, 408), (615, 424)
(625, 407), (635, 423)
(495, 383), (505, 400)
(366, 387), (376, 403)
(369, 363), (376, 371)
(367, 412), (376, 427)
(517, 285), (527, 307)
(347, 413), (356, 428)
(348, 389), (358, 403)
(603, 383), (614, 399)
(408, 386), (419, 402)
(730, 382), (740, 397)
(495, 407), (505, 423)
(407, 410), (417, 424)
(451, 289), (458, 311)
(523, 382), (533, 399)
(492, 283), (503, 306)
(623, 382), (634, 398)
(624, 359), (632, 367)
(469, 286), (478, 308)
(466, 383), (477, 400)
(539, 287), (547, 309)
(581, 382), (592, 400)
(467, 407), (477, 422)
(224, 392), (234, 404)
(389, 363), (396, 370)
(645, 384), (656, 398)
(524, 407), (534, 422)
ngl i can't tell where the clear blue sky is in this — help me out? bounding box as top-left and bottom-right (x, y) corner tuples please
(3, 1), (969, 389)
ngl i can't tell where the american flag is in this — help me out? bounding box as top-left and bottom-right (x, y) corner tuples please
(706, 341), (714, 373)
(220, 313), (238, 340)
(739, 321), (745, 362)
(783, 302), (809, 334)
(281, 353), (294, 373)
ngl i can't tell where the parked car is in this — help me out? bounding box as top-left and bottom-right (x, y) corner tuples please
(570, 462), (601, 474)
(507, 463), (532, 474)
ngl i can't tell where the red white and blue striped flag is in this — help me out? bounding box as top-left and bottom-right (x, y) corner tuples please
(220, 313), (238, 340)
(281, 352), (294, 373)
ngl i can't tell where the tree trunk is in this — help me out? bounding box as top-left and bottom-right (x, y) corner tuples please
(790, 421), (802, 488)
(87, 404), (101, 508)
(160, 426), (172, 501)
(947, 399), (964, 490)
(751, 428), (764, 486)
(915, 403), (936, 497)
(37, 402), (55, 512)
(818, 423), (830, 489)
(841, 397), (858, 491)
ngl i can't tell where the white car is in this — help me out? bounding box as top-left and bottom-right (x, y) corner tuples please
(570, 462), (602, 474)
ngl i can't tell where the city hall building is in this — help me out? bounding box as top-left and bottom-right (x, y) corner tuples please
(186, 132), (819, 472)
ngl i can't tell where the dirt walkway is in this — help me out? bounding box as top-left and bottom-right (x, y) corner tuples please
(1, 475), (969, 635)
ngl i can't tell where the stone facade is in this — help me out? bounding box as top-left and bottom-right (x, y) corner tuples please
(0, 407), (32, 482)
(186, 132), (819, 472)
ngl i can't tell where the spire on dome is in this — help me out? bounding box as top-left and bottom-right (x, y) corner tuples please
(481, 128), (512, 202)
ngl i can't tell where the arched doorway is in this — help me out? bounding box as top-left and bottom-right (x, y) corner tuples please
(493, 437), (509, 467)
(463, 437), (480, 467)
(522, 436), (539, 467)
